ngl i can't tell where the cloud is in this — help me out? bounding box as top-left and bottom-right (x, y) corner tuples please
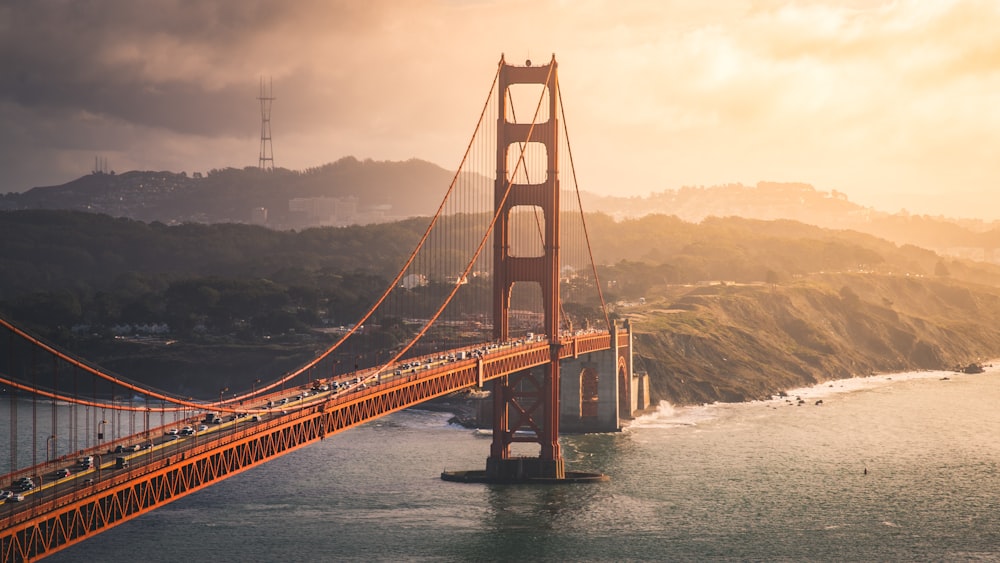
(1, 0), (998, 219)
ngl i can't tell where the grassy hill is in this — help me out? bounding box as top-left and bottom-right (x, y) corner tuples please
(3, 208), (1000, 404)
(628, 272), (1000, 405)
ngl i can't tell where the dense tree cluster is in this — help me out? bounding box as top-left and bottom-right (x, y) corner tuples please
(3, 208), (1000, 349)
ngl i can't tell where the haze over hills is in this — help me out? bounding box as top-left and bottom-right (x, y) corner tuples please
(3, 206), (1000, 402)
(5, 157), (1000, 263)
(4, 158), (1000, 404)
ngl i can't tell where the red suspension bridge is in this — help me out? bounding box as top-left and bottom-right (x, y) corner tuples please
(0, 56), (647, 562)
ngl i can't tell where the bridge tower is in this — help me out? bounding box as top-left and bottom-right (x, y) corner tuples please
(485, 54), (567, 481)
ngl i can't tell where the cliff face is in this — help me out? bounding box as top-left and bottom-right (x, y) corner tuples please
(630, 272), (1000, 406)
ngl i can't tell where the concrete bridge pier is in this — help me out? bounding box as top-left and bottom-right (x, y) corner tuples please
(560, 319), (648, 433)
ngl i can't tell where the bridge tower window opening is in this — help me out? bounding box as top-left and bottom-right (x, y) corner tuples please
(505, 141), (548, 185)
(507, 282), (544, 338)
(507, 205), (546, 258)
(505, 83), (550, 124)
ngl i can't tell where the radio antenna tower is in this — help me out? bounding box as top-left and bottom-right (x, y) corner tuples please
(258, 76), (275, 171)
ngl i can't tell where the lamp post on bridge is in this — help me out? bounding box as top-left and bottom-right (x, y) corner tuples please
(98, 420), (107, 450)
(45, 434), (56, 462)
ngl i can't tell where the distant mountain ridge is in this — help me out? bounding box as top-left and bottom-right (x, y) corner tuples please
(5, 158), (1000, 260)
(580, 181), (1000, 261)
(0, 157), (457, 229)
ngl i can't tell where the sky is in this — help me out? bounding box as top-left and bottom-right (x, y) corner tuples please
(1, 0), (998, 218)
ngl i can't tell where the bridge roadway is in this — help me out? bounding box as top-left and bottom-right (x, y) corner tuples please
(0, 329), (621, 562)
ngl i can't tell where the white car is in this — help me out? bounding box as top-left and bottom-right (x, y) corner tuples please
(165, 428), (179, 436)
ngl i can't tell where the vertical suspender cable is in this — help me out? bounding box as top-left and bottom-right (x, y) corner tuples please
(31, 346), (37, 471)
(558, 84), (612, 333)
(72, 363), (78, 455)
(52, 355), (58, 461)
(8, 330), (16, 473)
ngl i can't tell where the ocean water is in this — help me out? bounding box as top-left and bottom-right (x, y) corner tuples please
(31, 367), (1000, 561)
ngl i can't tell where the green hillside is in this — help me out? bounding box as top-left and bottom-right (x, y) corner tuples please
(2, 209), (999, 403)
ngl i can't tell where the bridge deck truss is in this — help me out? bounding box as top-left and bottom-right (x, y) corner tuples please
(1, 332), (621, 562)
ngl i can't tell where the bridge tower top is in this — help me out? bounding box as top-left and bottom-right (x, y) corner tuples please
(492, 54), (560, 343)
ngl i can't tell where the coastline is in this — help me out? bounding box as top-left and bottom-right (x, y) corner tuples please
(428, 360), (999, 431)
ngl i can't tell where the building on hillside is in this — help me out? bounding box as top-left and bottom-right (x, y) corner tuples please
(251, 207), (268, 225)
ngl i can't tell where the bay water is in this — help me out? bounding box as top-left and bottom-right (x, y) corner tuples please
(32, 366), (1000, 561)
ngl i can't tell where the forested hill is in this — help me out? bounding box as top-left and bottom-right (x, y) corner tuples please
(5, 159), (1000, 258)
(4, 209), (1000, 303)
(0, 157), (459, 229)
(3, 209), (1000, 402)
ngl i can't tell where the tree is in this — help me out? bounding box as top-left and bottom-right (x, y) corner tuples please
(934, 260), (951, 277)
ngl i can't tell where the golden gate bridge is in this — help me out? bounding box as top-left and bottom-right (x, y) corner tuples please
(0, 56), (647, 561)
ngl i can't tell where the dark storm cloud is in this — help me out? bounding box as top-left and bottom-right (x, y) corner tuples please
(0, 0), (381, 136)
(0, 0), (393, 190)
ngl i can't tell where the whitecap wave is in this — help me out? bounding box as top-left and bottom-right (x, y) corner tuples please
(626, 401), (717, 429)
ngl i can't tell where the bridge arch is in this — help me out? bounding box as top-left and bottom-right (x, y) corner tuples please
(618, 357), (630, 417)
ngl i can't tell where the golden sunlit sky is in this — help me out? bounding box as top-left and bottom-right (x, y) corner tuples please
(2, 0), (998, 218)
